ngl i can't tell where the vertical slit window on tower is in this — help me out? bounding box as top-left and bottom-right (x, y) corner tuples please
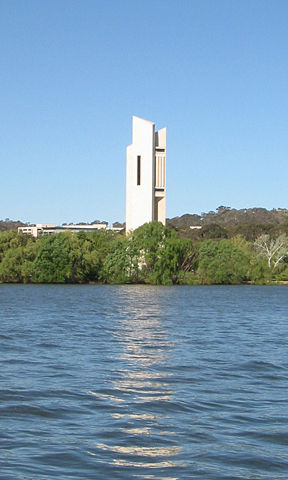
(137, 156), (141, 185)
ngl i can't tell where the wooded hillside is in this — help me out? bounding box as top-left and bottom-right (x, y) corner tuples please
(167, 206), (288, 228)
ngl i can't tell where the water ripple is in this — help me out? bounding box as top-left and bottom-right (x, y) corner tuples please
(1, 284), (288, 479)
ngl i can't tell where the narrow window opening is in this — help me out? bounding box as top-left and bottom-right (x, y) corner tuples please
(137, 155), (141, 185)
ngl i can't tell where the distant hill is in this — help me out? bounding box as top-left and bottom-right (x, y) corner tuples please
(2, 207), (288, 233)
(167, 207), (288, 229)
(0, 219), (26, 231)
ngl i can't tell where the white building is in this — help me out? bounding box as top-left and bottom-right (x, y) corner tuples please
(18, 224), (57, 237)
(126, 116), (166, 233)
(18, 223), (122, 238)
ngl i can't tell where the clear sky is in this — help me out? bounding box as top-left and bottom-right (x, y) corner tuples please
(1, 0), (287, 225)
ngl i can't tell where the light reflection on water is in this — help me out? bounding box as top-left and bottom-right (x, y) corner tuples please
(90, 286), (183, 477)
(1, 284), (288, 479)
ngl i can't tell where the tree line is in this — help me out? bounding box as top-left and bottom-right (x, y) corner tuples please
(0, 222), (288, 285)
(167, 206), (288, 229)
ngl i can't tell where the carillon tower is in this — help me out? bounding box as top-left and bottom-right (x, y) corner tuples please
(126, 116), (166, 232)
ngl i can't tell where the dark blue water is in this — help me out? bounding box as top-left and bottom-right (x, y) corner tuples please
(0, 285), (287, 479)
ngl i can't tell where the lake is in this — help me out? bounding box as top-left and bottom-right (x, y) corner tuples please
(1, 285), (288, 479)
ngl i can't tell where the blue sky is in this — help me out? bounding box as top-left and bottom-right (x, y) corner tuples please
(1, 0), (287, 225)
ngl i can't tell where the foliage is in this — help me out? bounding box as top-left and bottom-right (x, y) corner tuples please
(254, 234), (288, 269)
(0, 223), (288, 285)
(0, 219), (26, 231)
(0, 231), (36, 282)
(102, 222), (198, 285)
(102, 237), (140, 283)
(31, 230), (114, 283)
(31, 234), (73, 283)
(168, 207), (288, 229)
(197, 239), (250, 284)
(131, 222), (197, 285)
(200, 223), (228, 239)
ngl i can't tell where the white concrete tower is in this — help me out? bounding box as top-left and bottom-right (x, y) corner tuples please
(126, 116), (166, 233)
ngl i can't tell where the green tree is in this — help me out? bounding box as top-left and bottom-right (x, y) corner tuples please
(102, 222), (197, 285)
(31, 230), (115, 283)
(197, 239), (249, 284)
(67, 230), (114, 282)
(148, 235), (197, 285)
(31, 234), (73, 283)
(102, 237), (140, 283)
(131, 222), (197, 285)
(200, 223), (228, 239)
(0, 231), (36, 283)
(0, 242), (36, 283)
